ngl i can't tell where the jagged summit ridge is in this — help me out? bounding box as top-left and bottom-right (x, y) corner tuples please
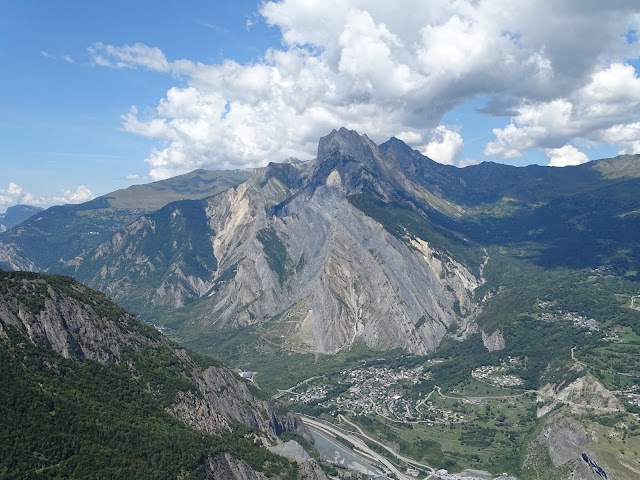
(45, 127), (483, 355)
(316, 127), (379, 163)
(311, 128), (410, 198)
(1, 129), (639, 358)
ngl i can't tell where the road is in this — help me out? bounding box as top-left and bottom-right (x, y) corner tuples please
(435, 386), (535, 401)
(273, 375), (323, 399)
(337, 414), (437, 474)
(570, 346), (587, 368)
(299, 413), (435, 480)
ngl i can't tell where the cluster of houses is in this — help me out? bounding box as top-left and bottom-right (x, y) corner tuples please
(287, 364), (467, 425)
(538, 309), (599, 332)
(622, 385), (640, 408)
(471, 365), (524, 387)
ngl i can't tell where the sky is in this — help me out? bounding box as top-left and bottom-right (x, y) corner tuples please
(1, 0), (640, 212)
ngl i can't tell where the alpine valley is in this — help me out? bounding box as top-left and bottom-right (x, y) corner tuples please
(0, 270), (326, 479)
(2, 129), (640, 479)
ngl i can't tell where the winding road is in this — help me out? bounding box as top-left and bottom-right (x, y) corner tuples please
(273, 375), (323, 399)
(435, 385), (536, 401)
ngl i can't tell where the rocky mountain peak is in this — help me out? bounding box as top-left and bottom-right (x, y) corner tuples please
(316, 127), (379, 165)
(313, 128), (400, 196)
(379, 136), (418, 157)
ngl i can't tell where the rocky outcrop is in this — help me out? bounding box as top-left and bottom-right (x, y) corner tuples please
(173, 129), (484, 354)
(0, 242), (37, 272)
(206, 447), (328, 480)
(557, 375), (624, 412)
(538, 374), (625, 415)
(0, 272), (311, 440)
(205, 452), (328, 480)
(269, 411), (314, 444)
(169, 364), (312, 440)
(536, 416), (614, 480)
(297, 460), (329, 480)
(205, 453), (269, 480)
(0, 284), (153, 363)
(537, 417), (592, 467)
(482, 329), (505, 352)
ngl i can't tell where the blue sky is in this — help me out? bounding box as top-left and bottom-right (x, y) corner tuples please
(0, 1), (281, 209)
(1, 1), (639, 211)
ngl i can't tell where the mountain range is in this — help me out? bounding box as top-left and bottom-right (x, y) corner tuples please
(1, 128), (638, 359)
(2, 128), (640, 479)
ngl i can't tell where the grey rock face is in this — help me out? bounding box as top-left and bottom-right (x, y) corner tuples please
(0, 274), (311, 441)
(538, 374), (625, 415)
(170, 364), (313, 440)
(296, 460), (329, 480)
(205, 453), (328, 480)
(269, 411), (314, 444)
(572, 459), (614, 480)
(0, 242), (36, 272)
(537, 417), (591, 467)
(5, 129), (485, 356)
(0, 285), (152, 363)
(537, 416), (614, 480)
(163, 129), (483, 354)
(482, 329), (505, 352)
(268, 440), (311, 462)
(205, 453), (269, 480)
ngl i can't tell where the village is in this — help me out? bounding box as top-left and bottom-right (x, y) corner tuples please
(286, 364), (466, 425)
(537, 302), (600, 332)
(471, 357), (524, 388)
(536, 301), (626, 342)
(621, 384), (640, 408)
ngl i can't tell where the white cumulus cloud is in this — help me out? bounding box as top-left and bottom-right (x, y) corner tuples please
(0, 183), (25, 208)
(0, 182), (95, 210)
(600, 122), (640, 154)
(486, 63), (640, 158)
(88, 1), (640, 178)
(53, 186), (94, 204)
(545, 145), (590, 167)
(422, 126), (464, 165)
(6, 183), (23, 196)
(0, 183), (42, 209)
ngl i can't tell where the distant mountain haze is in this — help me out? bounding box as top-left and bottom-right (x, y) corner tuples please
(0, 204), (43, 232)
